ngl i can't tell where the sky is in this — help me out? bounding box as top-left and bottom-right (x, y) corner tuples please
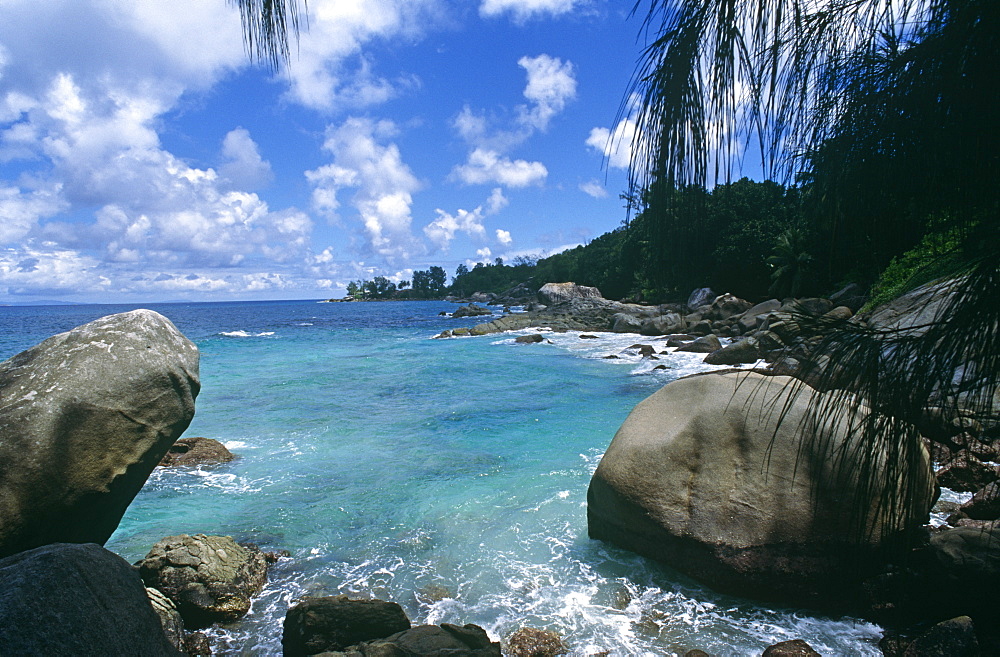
(0, 0), (648, 303)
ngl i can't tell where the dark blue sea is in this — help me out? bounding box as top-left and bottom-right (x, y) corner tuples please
(0, 300), (881, 655)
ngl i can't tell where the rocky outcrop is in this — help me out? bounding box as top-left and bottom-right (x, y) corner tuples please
(515, 333), (546, 344)
(471, 298), (664, 335)
(536, 282), (603, 305)
(587, 371), (935, 604)
(0, 543), (180, 656)
(453, 303), (494, 318)
(282, 596), (412, 656)
(146, 586), (187, 652)
(0, 310), (200, 558)
(138, 534), (268, 628)
(159, 436), (235, 467)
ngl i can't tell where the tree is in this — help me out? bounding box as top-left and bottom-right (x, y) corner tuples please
(230, 0), (305, 70)
(629, 0), (999, 544)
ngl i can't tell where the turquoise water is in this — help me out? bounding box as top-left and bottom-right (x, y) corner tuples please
(0, 301), (882, 655)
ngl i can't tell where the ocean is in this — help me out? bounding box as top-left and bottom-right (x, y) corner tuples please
(0, 300), (882, 655)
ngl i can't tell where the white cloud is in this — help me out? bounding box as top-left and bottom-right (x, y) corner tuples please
(587, 117), (638, 170)
(219, 128), (273, 190)
(451, 148), (547, 187)
(480, 0), (582, 22)
(0, 245), (109, 296)
(0, 184), (67, 245)
(579, 179), (608, 198)
(517, 55), (576, 131)
(496, 228), (512, 245)
(423, 187), (508, 251)
(305, 117), (422, 261)
(476, 246), (492, 260)
(282, 1), (436, 112)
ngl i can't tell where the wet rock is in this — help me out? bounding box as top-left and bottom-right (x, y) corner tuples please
(184, 632), (212, 655)
(453, 303), (493, 318)
(580, 334), (599, 339)
(453, 327), (471, 337)
(675, 334), (722, 353)
(934, 454), (997, 493)
(159, 437), (235, 467)
(138, 534), (268, 628)
(612, 313), (643, 333)
(902, 616), (979, 656)
(515, 334), (545, 344)
(282, 595), (412, 656)
(623, 344), (656, 358)
(761, 639), (820, 656)
(704, 336), (760, 365)
(506, 627), (568, 657)
(688, 319), (713, 336)
(0, 543), (179, 656)
(0, 310), (199, 558)
(433, 330), (453, 339)
(957, 482), (1000, 520)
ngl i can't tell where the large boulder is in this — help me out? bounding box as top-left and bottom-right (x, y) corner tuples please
(686, 287), (717, 311)
(0, 543), (180, 655)
(282, 595), (412, 656)
(0, 310), (200, 558)
(640, 313), (686, 336)
(453, 303), (493, 318)
(704, 293), (753, 321)
(588, 371), (935, 604)
(138, 533), (268, 628)
(536, 282), (603, 305)
(357, 624), (500, 656)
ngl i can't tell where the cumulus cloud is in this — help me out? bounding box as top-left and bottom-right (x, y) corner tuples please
(282, 1), (436, 111)
(423, 187), (509, 251)
(517, 55), (576, 131)
(579, 179), (608, 198)
(587, 117), (638, 170)
(219, 128), (273, 190)
(480, 0), (582, 22)
(495, 228), (512, 245)
(451, 148), (547, 187)
(0, 184), (67, 245)
(0, 245), (109, 296)
(306, 117), (422, 261)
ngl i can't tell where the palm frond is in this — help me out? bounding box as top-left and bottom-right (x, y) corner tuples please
(230, 0), (307, 70)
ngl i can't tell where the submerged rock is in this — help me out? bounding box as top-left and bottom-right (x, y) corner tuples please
(587, 371), (935, 605)
(453, 303), (493, 318)
(0, 543), (179, 656)
(761, 639), (821, 656)
(158, 436), (235, 467)
(138, 534), (268, 628)
(515, 333), (545, 344)
(0, 309), (200, 558)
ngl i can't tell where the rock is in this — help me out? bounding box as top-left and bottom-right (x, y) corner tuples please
(469, 292), (496, 304)
(675, 334), (722, 353)
(282, 595), (412, 656)
(705, 293), (753, 321)
(433, 330), (453, 339)
(665, 334), (696, 348)
(957, 482), (1000, 520)
(184, 632), (212, 655)
(587, 371), (934, 604)
(688, 319), (713, 336)
(453, 328), (471, 337)
(685, 651), (711, 657)
(687, 287), (717, 311)
(159, 437), (235, 467)
(612, 313), (644, 333)
(0, 543), (180, 656)
(789, 297), (834, 316)
(704, 336), (760, 365)
(138, 534), (268, 628)
(623, 344), (656, 358)
(147, 586), (186, 652)
(580, 334), (599, 339)
(866, 278), (962, 336)
(737, 299), (781, 332)
(824, 305), (854, 321)
(537, 282), (603, 305)
(0, 310), (200, 558)
(506, 627), (568, 657)
(453, 303), (493, 318)
(924, 524), (1000, 625)
(902, 616), (979, 656)
(515, 333), (546, 344)
(934, 454), (997, 493)
(829, 282), (867, 312)
(640, 313), (685, 336)
(363, 624), (500, 656)
(761, 639), (821, 656)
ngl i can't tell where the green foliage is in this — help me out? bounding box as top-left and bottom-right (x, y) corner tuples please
(863, 223), (967, 311)
(767, 228), (814, 298)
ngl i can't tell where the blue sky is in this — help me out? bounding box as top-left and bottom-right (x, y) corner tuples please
(0, 0), (646, 303)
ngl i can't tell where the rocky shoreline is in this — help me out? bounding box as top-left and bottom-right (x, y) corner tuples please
(0, 293), (997, 655)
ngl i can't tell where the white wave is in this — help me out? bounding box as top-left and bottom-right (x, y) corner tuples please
(223, 440), (248, 449)
(218, 330), (276, 337)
